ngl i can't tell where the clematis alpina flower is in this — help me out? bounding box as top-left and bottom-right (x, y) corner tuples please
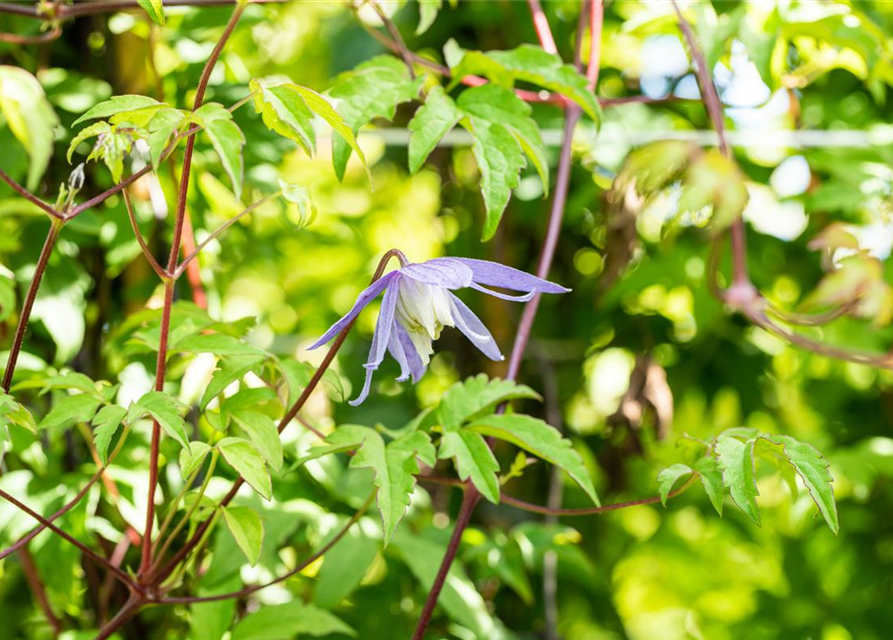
(309, 254), (569, 405)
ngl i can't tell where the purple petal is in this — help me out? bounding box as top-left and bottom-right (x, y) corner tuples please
(470, 282), (536, 302)
(448, 293), (504, 361)
(399, 258), (473, 289)
(349, 276), (400, 406)
(452, 258), (570, 294)
(388, 322), (426, 383)
(308, 271), (398, 350)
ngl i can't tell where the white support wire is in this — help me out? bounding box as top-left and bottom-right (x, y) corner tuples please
(348, 127), (893, 149)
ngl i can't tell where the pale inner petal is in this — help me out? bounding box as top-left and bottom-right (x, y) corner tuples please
(395, 278), (455, 365)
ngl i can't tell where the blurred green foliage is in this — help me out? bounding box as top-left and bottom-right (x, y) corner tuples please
(1, 1), (893, 640)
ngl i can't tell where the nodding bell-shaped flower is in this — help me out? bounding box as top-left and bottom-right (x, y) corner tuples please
(309, 253), (570, 405)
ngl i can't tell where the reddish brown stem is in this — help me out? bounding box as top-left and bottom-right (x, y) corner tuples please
(370, 0), (415, 79)
(418, 474), (698, 516)
(410, 486), (479, 640)
(139, 1), (246, 578)
(94, 593), (143, 640)
(3, 220), (61, 391)
(526, 0), (558, 54)
(0, 469), (103, 560)
(18, 547), (63, 636)
(0, 166), (61, 219)
(0, 25), (61, 45)
(139, 279), (174, 576)
(0, 488), (143, 592)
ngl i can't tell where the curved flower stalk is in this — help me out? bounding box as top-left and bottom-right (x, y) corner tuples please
(310, 253), (569, 404)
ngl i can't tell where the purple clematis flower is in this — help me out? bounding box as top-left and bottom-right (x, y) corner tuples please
(309, 254), (569, 405)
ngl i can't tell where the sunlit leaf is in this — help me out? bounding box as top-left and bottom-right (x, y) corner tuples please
(231, 601), (355, 640)
(328, 425), (434, 544)
(73, 94), (164, 126)
(0, 66), (60, 189)
(446, 42), (600, 121)
(218, 437), (272, 500)
(407, 85), (460, 174)
(437, 428), (500, 503)
(763, 434), (838, 534)
(466, 414), (599, 505)
(438, 374), (540, 431)
(232, 409), (283, 471)
(222, 506), (264, 566)
(715, 434), (760, 526)
(192, 103), (246, 199)
(127, 391), (190, 449)
(137, 0), (165, 26)
(92, 405), (127, 465)
(330, 55), (423, 180)
(657, 463), (693, 506)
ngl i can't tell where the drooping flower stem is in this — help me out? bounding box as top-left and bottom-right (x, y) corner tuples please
(150, 249), (407, 584)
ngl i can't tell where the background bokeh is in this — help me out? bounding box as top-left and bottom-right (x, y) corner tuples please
(1, 2), (893, 639)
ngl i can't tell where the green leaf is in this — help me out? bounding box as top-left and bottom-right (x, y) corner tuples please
(231, 601), (355, 640)
(457, 84), (549, 196)
(314, 524), (379, 608)
(439, 374), (541, 431)
(278, 179), (317, 228)
(416, 0), (441, 35)
(0, 66), (60, 189)
(137, 0), (165, 25)
(67, 121), (110, 163)
(92, 405), (127, 465)
(146, 107), (184, 167)
(127, 391), (190, 449)
(200, 354), (266, 409)
(328, 425), (434, 544)
(192, 103), (246, 200)
(466, 414), (600, 505)
(73, 94), (164, 126)
(218, 437), (272, 500)
(677, 151), (749, 231)
(287, 83), (371, 182)
(86, 127), (136, 182)
(615, 140), (693, 195)
(287, 442), (357, 473)
(715, 435), (760, 526)
(465, 118), (525, 241)
(232, 410), (283, 471)
(250, 78), (316, 155)
(763, 435), (839, 534)
(38, 372), (106, 398)
(330, 55), (423, 180)
(657, 463), (693, 507)
(437, 429), (500, 503)
(0, 391), (37, 434)
(447, 42), (600, 121)
(694, 456), (724, 516)
(39, 394), (101, 431)
(222, 506), (264, 566)
(407, 85), (460, 174)
(175, 333), (266, 357)
(179, 441), (211, 480)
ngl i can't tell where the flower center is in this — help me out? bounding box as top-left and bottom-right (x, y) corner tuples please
(395, 278), (455, 365)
